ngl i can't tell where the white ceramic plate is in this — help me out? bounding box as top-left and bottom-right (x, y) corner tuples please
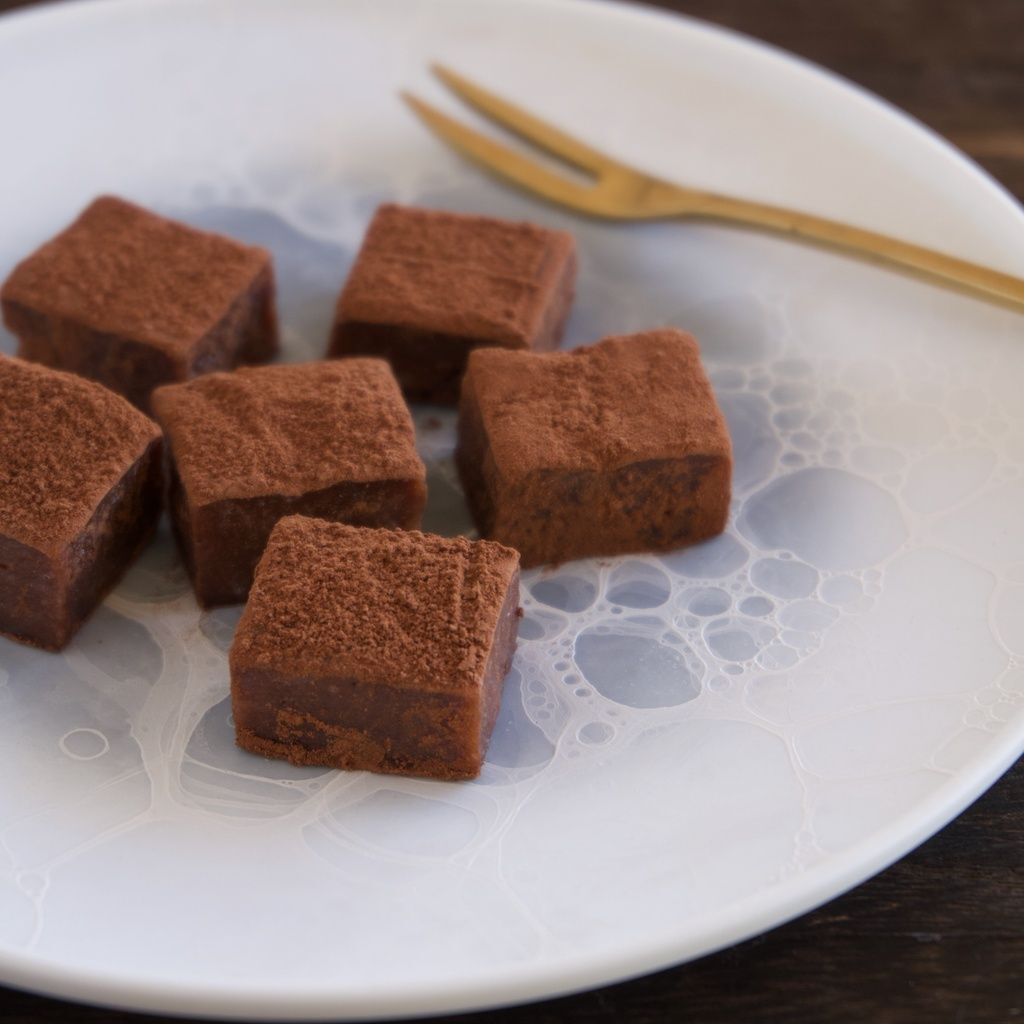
(1, 0), (1023, 1018)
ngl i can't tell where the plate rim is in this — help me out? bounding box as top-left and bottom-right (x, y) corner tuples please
(0, 0), (1021, 1018)
(0, 733), (1020, 1021)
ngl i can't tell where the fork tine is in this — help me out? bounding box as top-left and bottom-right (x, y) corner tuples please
(402, 92), (600, 213)
(431, 64), (615, 175)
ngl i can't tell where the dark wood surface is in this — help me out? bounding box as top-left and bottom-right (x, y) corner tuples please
(0, 0), (1021, 1021)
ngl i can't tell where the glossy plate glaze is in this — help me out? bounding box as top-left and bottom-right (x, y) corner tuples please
(0, 0), (1022, 1018)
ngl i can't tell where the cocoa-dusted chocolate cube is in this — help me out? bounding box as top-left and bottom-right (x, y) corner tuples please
(0, 356), (162, 650)
(230, 516), (521, 780)
(1, 196), (278, 412)
(457, 329), (732, 567)
(152, 359), (426, 608)
(328, 204), (577, 404)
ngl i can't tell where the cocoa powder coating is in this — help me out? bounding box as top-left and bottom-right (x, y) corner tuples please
(1, 196), (271, 354)
(231, 516), (520, 692)
(0, 355), (160, 553)
(152, 359), (425, 505)
(465, 328), (732, 475)
(337, 203), (576, 346)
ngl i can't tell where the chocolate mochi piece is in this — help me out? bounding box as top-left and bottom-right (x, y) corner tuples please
(230, 516), (521, 780)
(0, 356), (162, 650)
(456, 328), (732, 567)
(152, 359), (426, 608)
(1, 196), (278, 412)
(328, 203), (576, 404)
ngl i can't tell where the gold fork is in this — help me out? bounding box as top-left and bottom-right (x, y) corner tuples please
(403, 65), (1024, 311)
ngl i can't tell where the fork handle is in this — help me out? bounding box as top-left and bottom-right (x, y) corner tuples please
(690, 192), (1024, 310)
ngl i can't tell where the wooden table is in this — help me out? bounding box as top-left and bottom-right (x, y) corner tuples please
(0, 1), (1021, 1021)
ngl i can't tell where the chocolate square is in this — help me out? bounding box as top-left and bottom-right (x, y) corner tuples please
(1, 196), (278, 412)
(456, 329), (732, 566)
(0, 356), (162, 650)
(230, 516), (520, 780)
(152, 359), (426, 608)
(328, 204), (576, 404)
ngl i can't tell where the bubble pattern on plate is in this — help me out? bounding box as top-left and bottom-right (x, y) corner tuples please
(1, 174), (1023, 961)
